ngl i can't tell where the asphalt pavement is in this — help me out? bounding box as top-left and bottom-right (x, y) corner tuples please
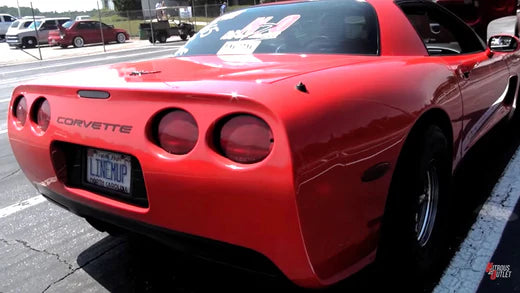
(0, 43), (519, 292)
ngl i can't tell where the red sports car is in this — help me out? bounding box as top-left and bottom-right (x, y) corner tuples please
(48, 20), (129, 48)
(8, 0), (520, 288)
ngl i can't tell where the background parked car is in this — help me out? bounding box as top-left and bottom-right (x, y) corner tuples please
(6, 17), (70, 48)
(48, 20), (129, 48)
(5, 16), (45, 41)
(0, 14), (17, 39)
(75, 15), (91, 21)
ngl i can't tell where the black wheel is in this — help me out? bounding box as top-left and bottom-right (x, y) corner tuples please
(149, 36), (156, 43)
(73, 36), (84, 48)
(188, 31), (195, 37)
(116, 32), (126, 43)
(22, 37), (37, 48)
(377, 124), (451, 290)
(158, 33), (167, 43)
(180, 34), (187, 41)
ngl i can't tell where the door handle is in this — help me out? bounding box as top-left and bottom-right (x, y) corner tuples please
(459, 62), (478, 79)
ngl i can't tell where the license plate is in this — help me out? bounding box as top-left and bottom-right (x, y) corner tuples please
(86, 149), (131, 194)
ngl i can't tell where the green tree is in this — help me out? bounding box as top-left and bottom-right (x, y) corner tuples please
(113, 0), (142, 12)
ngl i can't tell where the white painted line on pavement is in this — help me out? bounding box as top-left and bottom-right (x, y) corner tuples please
(0, 98), (11, 103)
(0, 52), (180, 87)
(0, 129), (7, 135)
(434, 148), (520, 293)
(0, 47), (179, 76)
(0, 195), (46, 219)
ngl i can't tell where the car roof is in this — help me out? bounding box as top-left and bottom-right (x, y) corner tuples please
(40, 17), (70, 20)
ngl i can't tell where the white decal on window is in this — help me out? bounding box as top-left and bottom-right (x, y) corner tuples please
(199, 22), (219, 38)
(174, 46), (189, 56)
(220, 14), (301, 41)
(217, 40), (262, 55)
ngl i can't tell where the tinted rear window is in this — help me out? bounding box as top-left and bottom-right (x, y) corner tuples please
(10, 20), (19, 28)
(175, 0), (379, 56)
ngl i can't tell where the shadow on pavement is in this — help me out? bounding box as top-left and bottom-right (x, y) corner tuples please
(78, 119), (520, 293)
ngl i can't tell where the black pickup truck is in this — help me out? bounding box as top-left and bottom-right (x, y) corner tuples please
(140, 20), (195, 43)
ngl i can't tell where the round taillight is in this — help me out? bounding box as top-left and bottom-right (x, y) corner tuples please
(157, 110), (198, 154)
(35, 99), (51, 131)
(219, 115), (273, 164)
(14, 96), (28, 126)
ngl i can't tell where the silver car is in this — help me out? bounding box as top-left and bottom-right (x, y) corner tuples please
(0, 14), (17, 39)
(6, 17), (70, 48)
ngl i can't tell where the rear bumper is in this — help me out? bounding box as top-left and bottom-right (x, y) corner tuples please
(7, 86), (325, 288)
(48, 36), (70, 46)
(6, 35), (21, 46)
(39, 185), (283, 277)
(7, 82), (391, 288)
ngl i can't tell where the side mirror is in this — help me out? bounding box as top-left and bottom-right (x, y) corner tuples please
(429, 23), (441, 35)
(488, 35), (520, 52)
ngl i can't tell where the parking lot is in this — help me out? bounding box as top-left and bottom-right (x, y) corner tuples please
(0, 37), (187, 66)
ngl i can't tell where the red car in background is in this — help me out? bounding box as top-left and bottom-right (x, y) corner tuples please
(435, 0), (518, 39)
(48, 20), (129, 48)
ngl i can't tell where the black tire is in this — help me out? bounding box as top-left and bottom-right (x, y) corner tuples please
(180, 34), (187, 41)
(116, 32), (126, 43)
(188, 31), (195, 37)
(158, 33), (167, 43)
(148, 36), (155, 43)
(73, 36), (84, 48)
(377, 124), (451, 290)
(22, 37), (37, 48)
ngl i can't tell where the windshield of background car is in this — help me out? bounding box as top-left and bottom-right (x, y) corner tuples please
(175, 0), (379, 56)
(62, 21), (74, 29)
(28, 21), (41, 29)
(10, 20), (19, 28)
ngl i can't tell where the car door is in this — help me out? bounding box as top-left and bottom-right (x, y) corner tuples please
(101, 22), (116, 42)
(39, 20), (58, 43)
(399, 2), (512, 155)
(76, 21), (95, 43)
(0, 16), (6, 35)
(87, 21), (103, 43)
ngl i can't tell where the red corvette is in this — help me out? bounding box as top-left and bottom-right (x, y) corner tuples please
(8, 0), (520, 288)
(48, 20), (129, 48)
